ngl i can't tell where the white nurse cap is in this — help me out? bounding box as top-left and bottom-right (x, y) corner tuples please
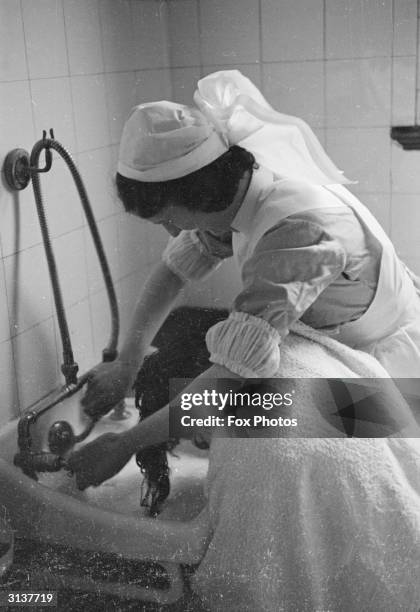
(117, 101), (229, 182)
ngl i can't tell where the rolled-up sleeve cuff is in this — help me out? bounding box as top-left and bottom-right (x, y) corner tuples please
(205, 311), (281, 378)
(162, 230), (222, 282)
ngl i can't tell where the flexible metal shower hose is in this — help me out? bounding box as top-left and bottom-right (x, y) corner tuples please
(30, 137), (119, 385)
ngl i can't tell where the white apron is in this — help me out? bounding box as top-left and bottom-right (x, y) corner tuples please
(194, 69), (420, 378)
(232, 168), (420, 379)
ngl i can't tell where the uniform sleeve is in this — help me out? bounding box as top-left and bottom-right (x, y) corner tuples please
(206, 217), (347, 377)
(162, 229), (233, 282)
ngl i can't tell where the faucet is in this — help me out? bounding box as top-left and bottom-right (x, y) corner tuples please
(12, 374), (99, 480)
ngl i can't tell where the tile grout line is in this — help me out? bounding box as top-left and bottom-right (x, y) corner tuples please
(415, 0), (420, 122)
(18, 0), (36, 141)
(160, 0), (173, 98)
(323, 0), (327, 148)
(258, 0), (263, 88)
(196, 0), (204, 78)
(3, 56), (420, 87)
(5, 0), (41, 415)
(389, 0), (395, 240)
(22, 0), (60, 382)
(61, 0), (90, 368)
(85, 0), (111, 357)
(62, 0), (80, 158)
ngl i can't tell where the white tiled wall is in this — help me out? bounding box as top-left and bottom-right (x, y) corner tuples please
(325, 0), (393, 59)
(0, 0), (172, 426)
(262, 0), (324, 62)
(264, 61), (325, 128)
(165, 0), (420, 307)
(199, 0), (260, 66)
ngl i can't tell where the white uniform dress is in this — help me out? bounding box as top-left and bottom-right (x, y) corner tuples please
(159, 70), (420, 611)
(162, 165), (420, 610)
(162, 163), (420, 379)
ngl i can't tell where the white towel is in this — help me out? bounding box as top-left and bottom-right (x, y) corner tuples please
(192, 323), (420, 611)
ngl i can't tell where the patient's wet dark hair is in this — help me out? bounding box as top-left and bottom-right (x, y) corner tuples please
(116, 145), (255, 218)
(133, 307), (228, 517)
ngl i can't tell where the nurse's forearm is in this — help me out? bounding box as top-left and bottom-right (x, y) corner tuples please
(122, 363), (244, 453)
(118, 261), (185, 379)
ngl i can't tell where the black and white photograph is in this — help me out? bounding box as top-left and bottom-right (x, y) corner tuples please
(1, 1), (420, 610)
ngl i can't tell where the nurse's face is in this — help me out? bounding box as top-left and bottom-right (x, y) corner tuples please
(148, 203), (199, 236)
(143, 166), (252, 236)
(148, 201), (230, 236)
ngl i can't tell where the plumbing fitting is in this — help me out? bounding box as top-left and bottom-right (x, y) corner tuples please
(5, 130), (122, 478)
(3, 130), (53, 191)
(13, 372), (101, 479)
(14, 413), (97, 480)
(3, 130), (119, 387)
(13, 451), (67, 480)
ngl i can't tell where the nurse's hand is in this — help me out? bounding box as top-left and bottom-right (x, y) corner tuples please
(81, 360), (135, 419)
(67, 433), (134, 490)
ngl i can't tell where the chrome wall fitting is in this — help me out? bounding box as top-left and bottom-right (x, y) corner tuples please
(3, 131), (54, 191)
(3, 148), (31, 190)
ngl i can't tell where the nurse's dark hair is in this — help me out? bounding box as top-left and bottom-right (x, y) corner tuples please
(115, 145), (255, 217)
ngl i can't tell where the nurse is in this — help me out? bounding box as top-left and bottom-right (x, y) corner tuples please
(68, 70), (420, 488)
